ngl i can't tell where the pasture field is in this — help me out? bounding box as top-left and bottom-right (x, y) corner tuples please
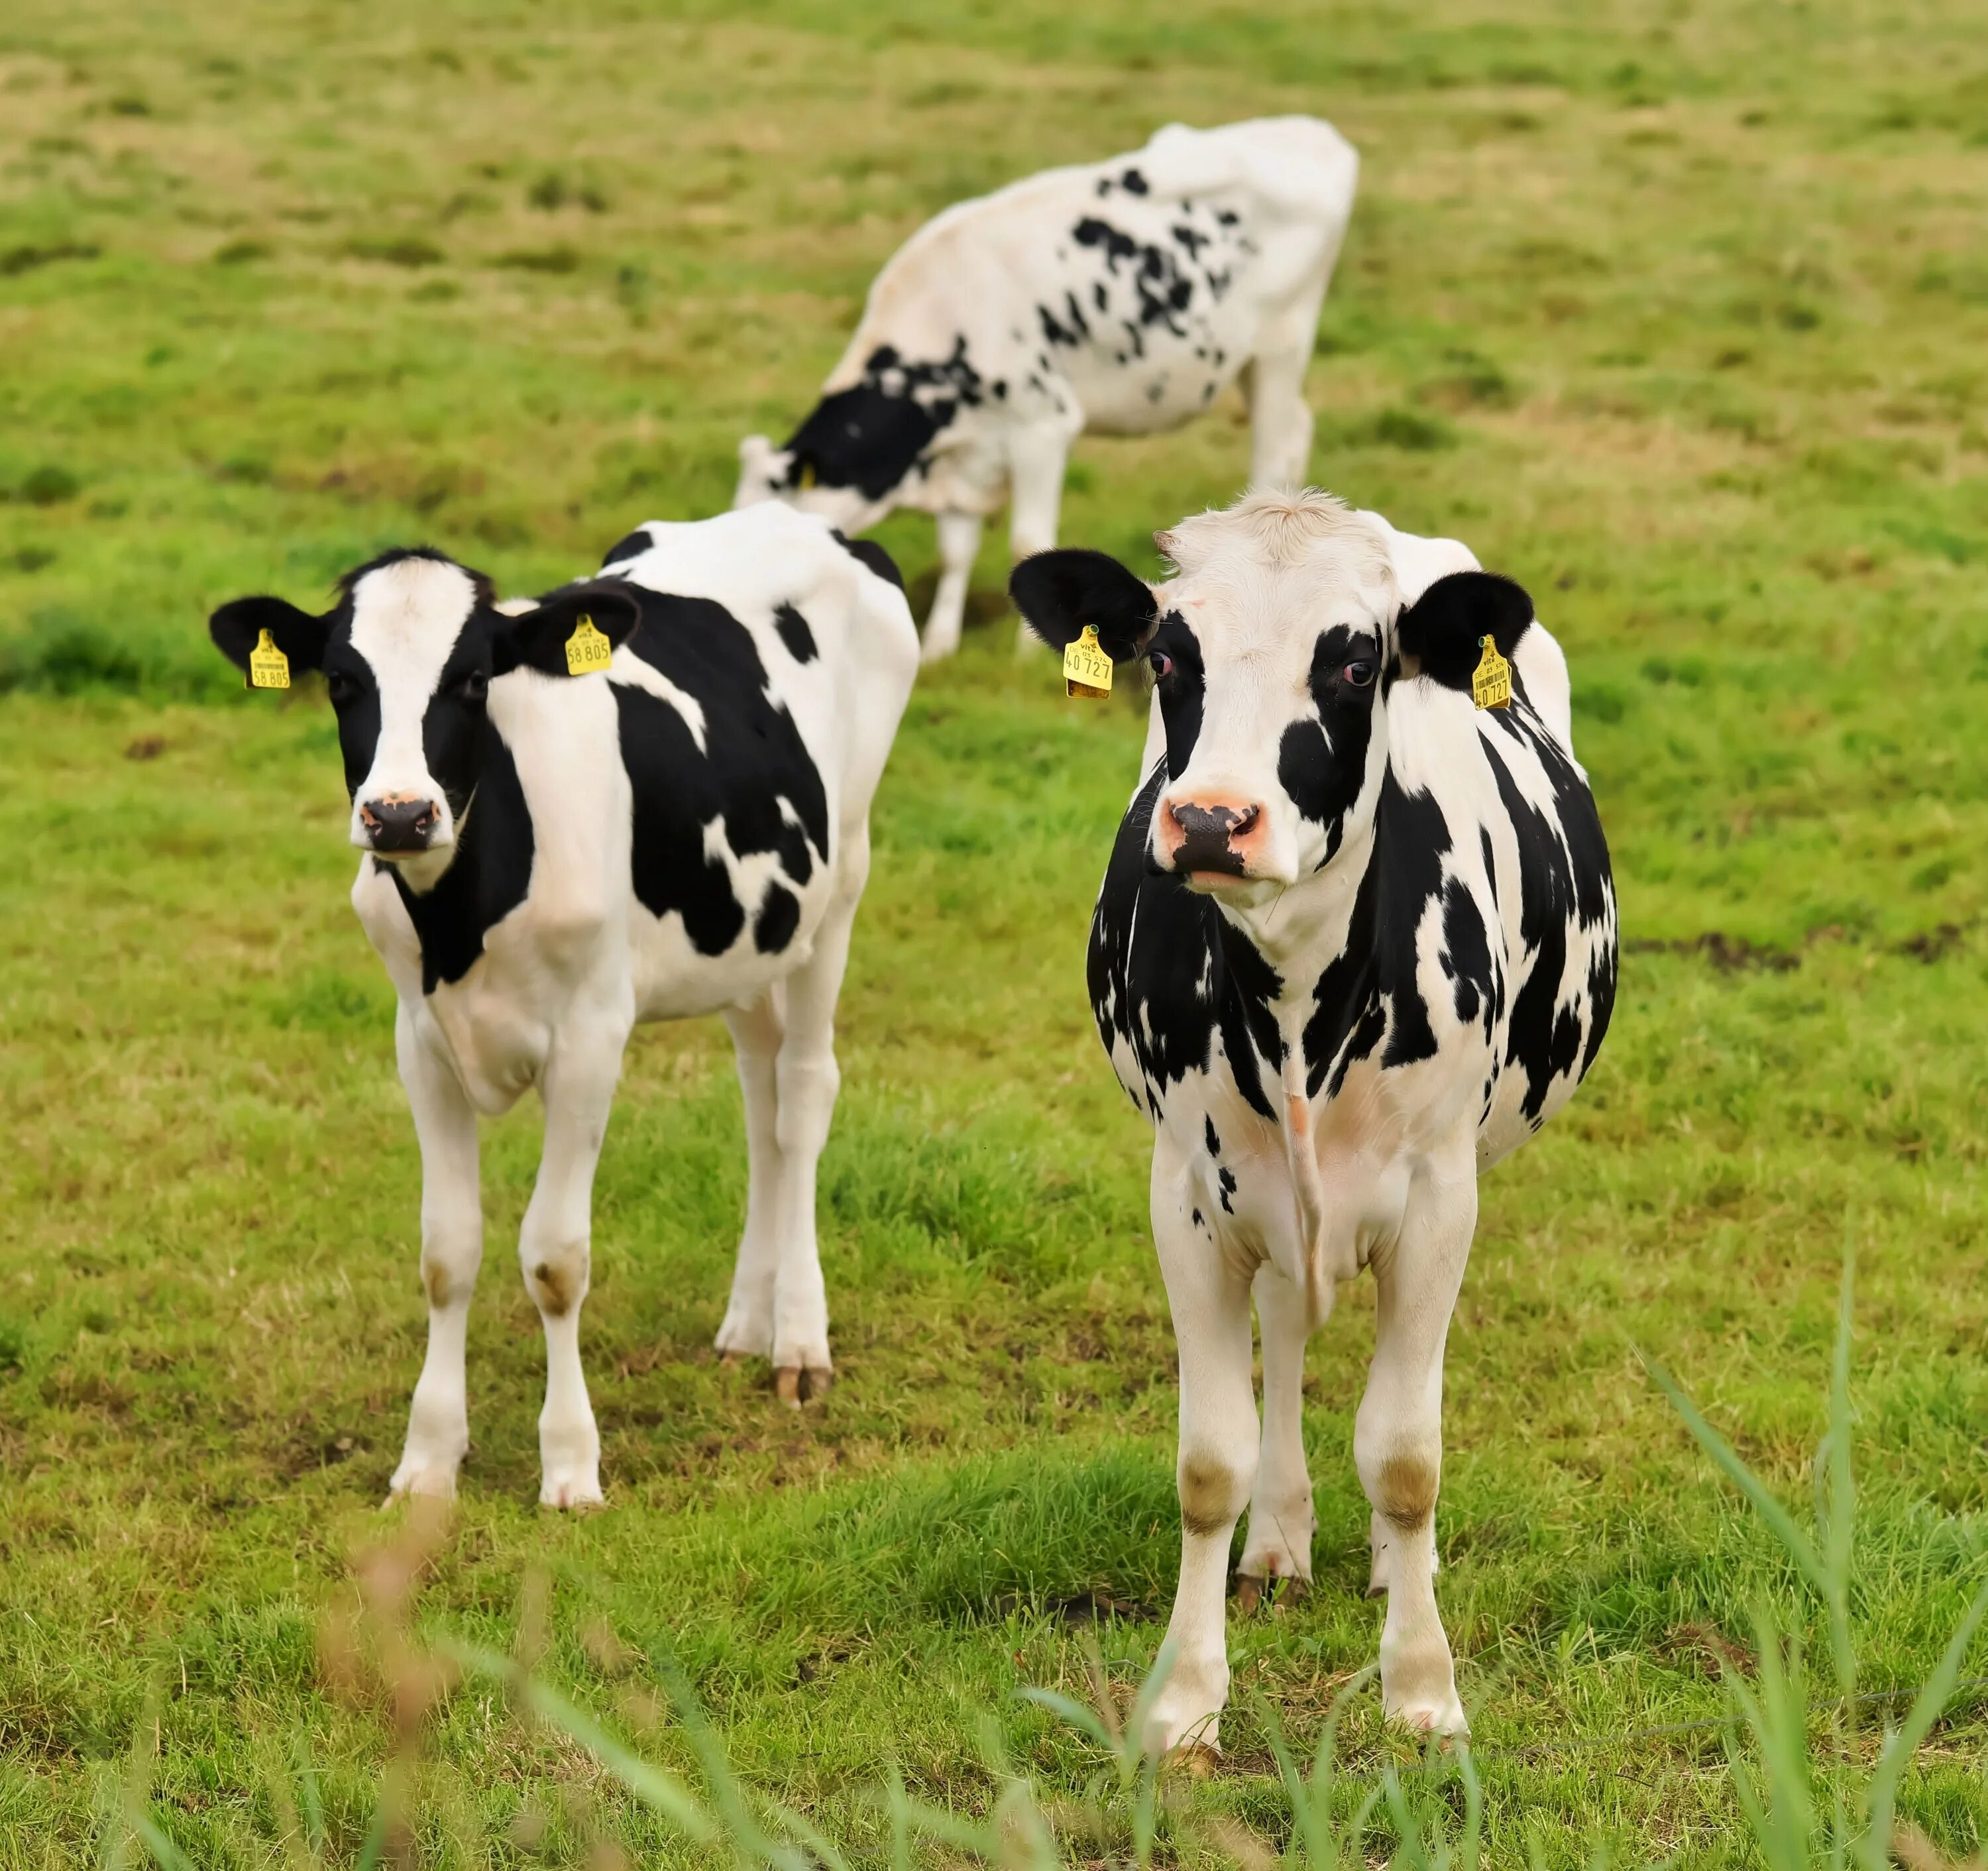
(3, 0), (1987, 1862)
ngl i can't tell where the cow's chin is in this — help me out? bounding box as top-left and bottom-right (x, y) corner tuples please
(1170, 865), (1291, 912)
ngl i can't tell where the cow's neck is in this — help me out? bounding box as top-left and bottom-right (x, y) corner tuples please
(380, 720), (535, 996)
(1210, 816), (1380, 1047)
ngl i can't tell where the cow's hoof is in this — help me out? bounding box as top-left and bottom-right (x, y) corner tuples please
(773, 1364), (832, 1408)
(540, 1474), (606, 1512)
(1235, 1572), (1306, 1615)
(714, 1316), (773, 1360)
(384, 1456), (460, 1507)
(1384, 1685), (1468, 1738)
(1167, 1740), (1221, 1778)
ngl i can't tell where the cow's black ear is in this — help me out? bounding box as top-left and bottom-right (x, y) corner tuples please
(496, 582), (645, 676)
(1009, 549), (1158, 661)
(1395, 572), (1533, 689)
(209, 596), (330, 676)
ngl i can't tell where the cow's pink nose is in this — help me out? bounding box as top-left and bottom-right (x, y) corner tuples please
(1164, 798), (1261, 875)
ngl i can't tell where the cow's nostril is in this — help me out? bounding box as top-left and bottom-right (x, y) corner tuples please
(362, 798), (440, 852)
(1232, 804), (1260, 835)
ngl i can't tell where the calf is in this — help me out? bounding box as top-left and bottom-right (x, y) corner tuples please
(210, 506), (918, 1507)
(1011, 490), (1616, 1745)
(736, 117), (1357, 662)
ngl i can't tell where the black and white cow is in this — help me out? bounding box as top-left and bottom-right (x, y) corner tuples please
(736, 117), (1358, 662)
(1010, 489), (1617, 1746)
(209, 506), (918, 1507)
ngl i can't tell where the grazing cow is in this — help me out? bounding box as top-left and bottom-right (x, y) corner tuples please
(1010, 489), (1616, 1746)
(736, 117), (1358, 662)
(209, 506), (918, 1507)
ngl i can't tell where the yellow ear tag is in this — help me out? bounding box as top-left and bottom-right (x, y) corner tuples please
(796, 460), (817, 490)
(1063, 624), (1114, 700)
(248, 627), (290, 690)
(1470, 634), (1512, 711)
(564, 614), (614, 676)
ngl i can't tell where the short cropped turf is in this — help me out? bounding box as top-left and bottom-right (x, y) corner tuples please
(1, 0), (1985, 1863)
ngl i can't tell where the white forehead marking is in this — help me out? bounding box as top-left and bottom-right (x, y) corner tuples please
(347, 557), (479, 697)
(1159, 488), (1399, 655)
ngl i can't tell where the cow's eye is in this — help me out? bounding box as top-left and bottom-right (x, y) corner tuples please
(1343, 660), (1376, 689)
(325, 670), (355, 706)
(457, 669), (489, 702)
(1148, 649), (1174, 680)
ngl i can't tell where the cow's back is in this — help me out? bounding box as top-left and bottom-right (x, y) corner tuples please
(827, 117), (1356, 433)
(596, 508), (918, 1017)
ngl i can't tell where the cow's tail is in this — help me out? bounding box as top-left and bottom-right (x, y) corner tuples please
(1278, 1048), (1333, 1330)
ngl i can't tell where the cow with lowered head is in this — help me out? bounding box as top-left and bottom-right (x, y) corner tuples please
(1011, 490), (1616, 1746)
(736, 117), (1358, 663)
(210, 505), (918, 1507)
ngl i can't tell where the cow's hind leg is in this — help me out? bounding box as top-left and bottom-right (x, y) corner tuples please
(1357, 1161), (1476, 1735)
(763, 824), (872, 1403)
(1146, 1140), (1257, 1754)
(1237, 1261), (1316, 1599)
(715, 989), (785, 1362)
(388, 1004), (483, 1503)
(1242, 295), (1324, 490)
(519, 1014), (631, 1509)
(920, 510), (983, 663)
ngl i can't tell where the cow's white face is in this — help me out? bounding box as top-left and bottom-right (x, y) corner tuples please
(1011, 490), (1536, 907)
(210, 550), (642, 879)
(1142, 557), (1392, 902)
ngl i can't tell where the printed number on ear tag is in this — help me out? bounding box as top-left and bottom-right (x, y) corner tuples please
(1064, 625), (1113, 700)
(1471, 635), (1512, 711)
(248, 628), (290, 690)
(565, 615), (614, 676)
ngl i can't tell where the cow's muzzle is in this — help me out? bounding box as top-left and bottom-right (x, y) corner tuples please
(359, 794), (441, 855)
(1160, 798), (1261, 877)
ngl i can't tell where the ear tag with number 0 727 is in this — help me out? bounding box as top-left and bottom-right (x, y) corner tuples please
(248, 628), (290, 690)
(1470, 634), (1512, 711)
(1063, 625), (1113, 700)
(565, 615), (614, 676)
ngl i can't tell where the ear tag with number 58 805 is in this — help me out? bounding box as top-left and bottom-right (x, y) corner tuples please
(248, 628), (290, 690)
(565, 615), (614, 676)
(1470, 634), (1512, 711)
(1063, 625), (1113, 700)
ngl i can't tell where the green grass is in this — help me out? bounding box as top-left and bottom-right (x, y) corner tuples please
(3, 0), (1987, 1862)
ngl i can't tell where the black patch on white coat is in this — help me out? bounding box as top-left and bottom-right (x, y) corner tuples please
(380, 722), (535, 994)
(783, 340), (983, 502)
(1089, 765), (1285, 1123)
(1276, 624), (1379, 866)
(600, 529), (652, 566)
(830, 529), (905, 591)
(774, 603), (818, 664)
(609, 587), (830, 957)
(1480, 697), (1617, 1117)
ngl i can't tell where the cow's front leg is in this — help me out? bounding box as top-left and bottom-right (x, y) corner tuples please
(1357, 1161), (1476, 1735)
(714, 990), (784, 1362)
(1005, 425), (1070, 657)
(1146, 1146), (1257, 1754)
(388, 1006), (483, 1503)
(1238, 1261), (1316, 1598)
(520, 1016), (630, 1509)
(920, 510), (983, 663)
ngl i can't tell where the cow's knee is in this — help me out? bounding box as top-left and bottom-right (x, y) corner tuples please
(1366, 1444), (1439, 1532)
(522, 1238), (590, 1319)
(420, 1228), (480, 1311)
(1178, 1446), (1251, 1537)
